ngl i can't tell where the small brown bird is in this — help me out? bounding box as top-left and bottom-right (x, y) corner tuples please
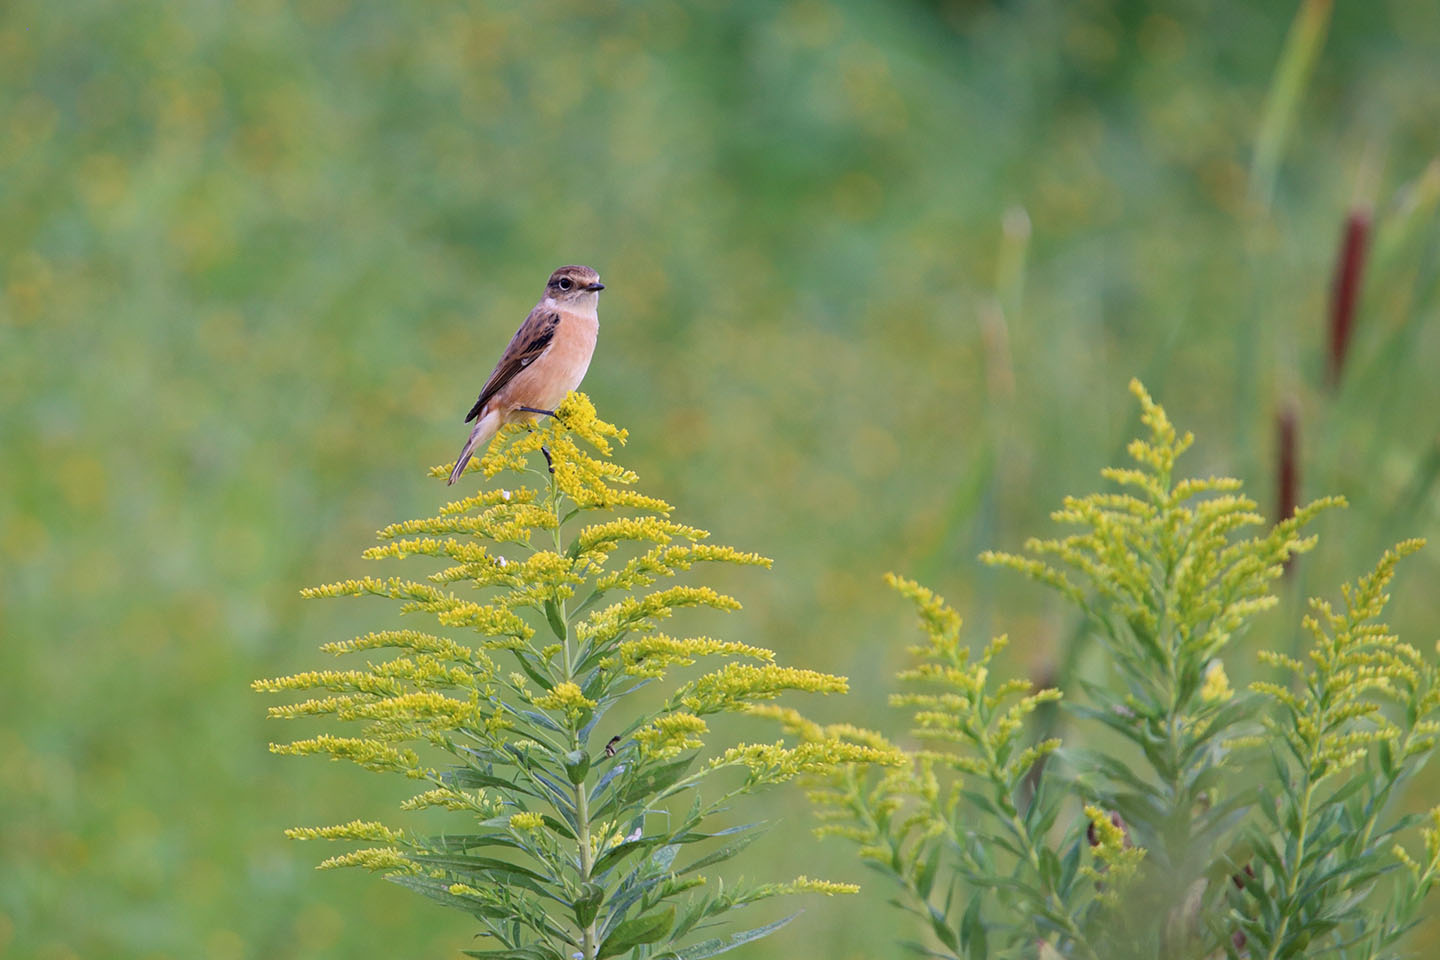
(447, 265), (604, 484)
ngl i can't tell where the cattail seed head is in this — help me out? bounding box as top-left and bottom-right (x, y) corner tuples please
(1327, 209), (1371, 387)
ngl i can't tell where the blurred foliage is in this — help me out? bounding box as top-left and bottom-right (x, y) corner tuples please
(813, 387), (1436, 959)
(0, 0), (1437, 958)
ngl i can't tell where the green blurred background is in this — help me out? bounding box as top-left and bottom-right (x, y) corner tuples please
(3, 0), (1438, 957)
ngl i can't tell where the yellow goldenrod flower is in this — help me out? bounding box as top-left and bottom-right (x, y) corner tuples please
(1200, 660), (1233, 703)
(779, 876), (860, 895)
(580, 586), (744, 647)
(269, 735), (421, 775)
(285, 820), (404, 843)
(1081, 805), (1145, 907)
(531, 681), (596, 712)
(619, 633), (775, 679)
(508, 811), (546, 832)
(315, 847), (419, 874)
(400, 787), (495, 813)
(634, 712), (710, 758)
(448, 883), (484, 898)
(319, 629), (493, 673)
(1252, 540), (1430, 781)
(678, 663), (849, 715)
(713, 739), (903, 782)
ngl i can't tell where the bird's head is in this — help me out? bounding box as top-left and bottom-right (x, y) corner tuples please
(545, 265), (605, 306)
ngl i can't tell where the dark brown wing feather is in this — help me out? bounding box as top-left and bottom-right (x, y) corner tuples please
(464, 306), (560, 422)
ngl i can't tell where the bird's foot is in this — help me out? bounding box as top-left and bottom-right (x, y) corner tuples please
(541, 445), (554, 474)
(517, 406), (557, 418)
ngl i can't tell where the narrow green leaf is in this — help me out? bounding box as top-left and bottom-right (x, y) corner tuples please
(544, 598), (568, 641)
(678, 831), (761, 876)
(673, 912), (798, 959)
(592, 838), (651, 876)
(597, 904), (676, 958)
(927, 903), (959, 952)
(962, 891), (987, 960)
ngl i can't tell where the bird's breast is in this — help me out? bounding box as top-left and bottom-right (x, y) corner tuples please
(514, 310), (598, 410)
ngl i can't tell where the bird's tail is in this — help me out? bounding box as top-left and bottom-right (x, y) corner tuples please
(447, 410), (500, 485)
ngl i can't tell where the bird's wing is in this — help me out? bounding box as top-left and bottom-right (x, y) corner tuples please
(464, 305), (561, 422)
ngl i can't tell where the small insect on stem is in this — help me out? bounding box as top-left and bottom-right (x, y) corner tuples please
(604, 736), (621, 758)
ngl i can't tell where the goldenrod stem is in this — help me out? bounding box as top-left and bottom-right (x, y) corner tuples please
(576, 779), (597, 959)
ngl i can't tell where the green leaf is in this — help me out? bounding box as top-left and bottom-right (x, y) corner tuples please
(914, 844), (941, 900)
(1277, 929), (1311, 959)
(410, 853), (551, 886)
(544, 598), (568, 641)
(445, 766), (541, 798)
(521, 709), (564, 732)
(1058, 838), (1082, 894)
(387, 875), (505, 915)
(1379, 738), (1395, 777)
(621, 756), (696, 804)
(594, 755), (696, 820)
(673, 912), (799, 959)
(927, 902), (959, 953)
(1037, 846), (1061, 889)
(573, 881), (605, 928)
(513, 650), (557, 692)
(597, 904), (676, 958)
(542, 814), (577, 840)
(672, 821), (766, 845)
(564, 749), (591, 784)
(592, 838), (652, 876)
(678, 831), (762, 876)
(961, 892), (986, 960)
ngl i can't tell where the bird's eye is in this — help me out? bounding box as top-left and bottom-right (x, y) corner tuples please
(558, 277), (573, 290)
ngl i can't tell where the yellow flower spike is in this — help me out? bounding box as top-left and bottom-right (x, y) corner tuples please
(436, 485), (539, 517)
(634, 712), (710, 759)
(780, 876), (860, 895)
(678, 663), (849, 715)
(1253, 540), (1431, 785)
(315, 847), (421, 874)
(1080, 805), (1146, 908)
(400, 786), (496, 813)
(252, 669), (405, 697)
(744, 704), (825, 741)
(884, 574), (962, 649)
(508, 811), (546, 832)
(575, 516), (708, 555)
(620, 633), (775, 679)
(713, 739), (904, 782)
(285, 820), (405, 843)
(597, 544), (771, 593)
(319, 629), (495, 674)
(1200, 660), (1233, 703)
(531, 681), (596, 722)
(984, 382), (1344, 676)
(269, 735), (421, 775)
(448, 883), (484, 898)
(580, 586), (744, 648)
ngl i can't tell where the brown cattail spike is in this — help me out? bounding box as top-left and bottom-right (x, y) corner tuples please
(1277, 401), (1300, 574)
(1277, 401), (1299, 523)
(1327, 209), (1371, 387)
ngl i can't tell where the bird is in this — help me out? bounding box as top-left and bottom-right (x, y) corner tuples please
(447, 265), (605, 485)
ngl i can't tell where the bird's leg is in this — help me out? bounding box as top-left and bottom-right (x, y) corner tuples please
(518, 405), (571, 429)
(541, 445), (554, 474)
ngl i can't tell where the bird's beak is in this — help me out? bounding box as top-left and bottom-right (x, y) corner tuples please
(586, 281), (605, 291)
